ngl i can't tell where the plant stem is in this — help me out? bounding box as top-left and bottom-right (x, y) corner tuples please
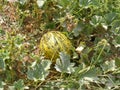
(91, 42), (107, 66)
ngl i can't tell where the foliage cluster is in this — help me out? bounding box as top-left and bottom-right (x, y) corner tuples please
(0, 0), (120, 90)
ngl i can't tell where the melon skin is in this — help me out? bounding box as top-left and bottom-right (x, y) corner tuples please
(40, 31), (72, 61)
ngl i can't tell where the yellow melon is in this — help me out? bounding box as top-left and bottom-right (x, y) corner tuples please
(39, 31), (72, 61)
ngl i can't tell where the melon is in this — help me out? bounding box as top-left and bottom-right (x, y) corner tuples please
(39, 31), (72, 61)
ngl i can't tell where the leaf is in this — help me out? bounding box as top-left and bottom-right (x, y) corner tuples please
(79, 0), (100, 7)
(45, 22), (56, 29)
(115, 57), (120, 68)
(0, 81), (4, 90)
(0, 58), (5, 70)
(73, 22), (84, 37)
(0, 29), (5, 36)
(14, 79), (25, 90)
(115, 35), (120, 44)
(90, 0), (100, 6)
(79, 0), (92, 6)
(58, 0), (70, 7)
(78, 67), (101, 89)
(8, 86), (15, 90)
(101, 60), (117, 73)
(27, 60), (51, 81)
(105, 12), (117, 25)
(55, 52), (75, 74)
(37, 0), (46, 8)
(112, 20), (120, 29)
(19, 0), (27, 5)
(90, 15), (104, 27)
(112, 39), (120, 48)
(79, 67), (100, 79)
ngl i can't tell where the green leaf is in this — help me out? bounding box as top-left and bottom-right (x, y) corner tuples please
(79, 0), (100, 7)
(82, 24), (93, 35)
(79, 67), (100, 79)
(45, 22), (56, 29)
(55, 52), (75, 74)
(14, 34), (24, 46)
(105, 12), (117, 25)
(0, 58), (5, 70)
(14, 79), (25, 90)
(115, 35), (120, 44)
(112, 36), (120, 48)
(0, 81), (5, 90)
(90, 0), (100, 6)
(58, 0), (70, 7)
(27, 60), (51, 81)
(115, 57), (120, 67)
(78, 67), (101, 89)
(101, 60), (116, 73)
(73, 22), (84, 37)
(79, 0), (92, 6)
(112, 20), (120, 29)
(90, 15), (104, 27)
(111, 20), (120, 35)
(0, 29), (5, 36)
(19, 0), (27, 5)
